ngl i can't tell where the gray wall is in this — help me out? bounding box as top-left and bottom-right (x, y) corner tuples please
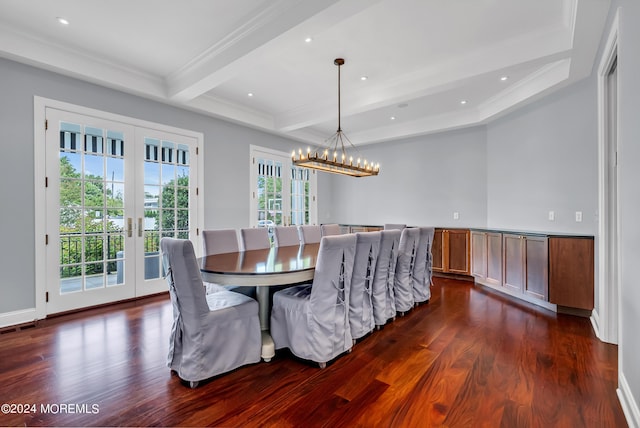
(322, 127), (488, 227)
(486, 78), (598, 234)
(612, 0), (640, 418)
(0, 57), (300, 314)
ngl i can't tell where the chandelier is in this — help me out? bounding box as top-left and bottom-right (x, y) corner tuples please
(292, 58), (379, 177)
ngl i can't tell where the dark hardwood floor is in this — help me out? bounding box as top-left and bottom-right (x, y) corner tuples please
(0, 278), (627, 427)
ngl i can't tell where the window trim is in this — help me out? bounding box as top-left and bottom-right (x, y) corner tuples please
(249, 145), (317, 228)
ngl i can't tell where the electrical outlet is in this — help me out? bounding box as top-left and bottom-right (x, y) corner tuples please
(548, 211), (555, 221)
(575, 211), (583, 222)
(453, 212), (459, 220)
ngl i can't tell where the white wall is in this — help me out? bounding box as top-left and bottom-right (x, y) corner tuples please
(321, 127), (488, 228)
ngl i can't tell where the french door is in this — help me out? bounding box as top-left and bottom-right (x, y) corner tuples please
(45, 108), (199, 314)
(250, 146), (317, 235)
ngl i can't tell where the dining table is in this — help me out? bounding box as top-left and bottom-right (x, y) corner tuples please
(198, 243), (320, 361)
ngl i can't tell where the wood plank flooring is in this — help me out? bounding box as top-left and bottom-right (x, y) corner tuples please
(0, 278), (627, 427)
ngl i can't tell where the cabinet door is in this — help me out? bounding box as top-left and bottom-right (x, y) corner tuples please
(503, 234), (524, 292)
(432, 228), (444, 272)
(524, 236), (548, 301)
(470, 231), (486, 279)
(486, 232), (503, 286)
(549, 237), (594, 310)
(448, 229), (469, 274)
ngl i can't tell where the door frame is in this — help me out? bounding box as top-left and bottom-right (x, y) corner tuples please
(34, 96), (204, 320)
(595, 10), (619, 345)
(249, 145), (318, 228)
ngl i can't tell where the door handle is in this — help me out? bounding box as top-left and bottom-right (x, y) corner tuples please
(127, 217), (133, 238)
(138, 218), (143, 237)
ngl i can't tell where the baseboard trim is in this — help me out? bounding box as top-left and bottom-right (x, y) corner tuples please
(590, 308), (601, 340)
(618, 371), (640, 428)
(0, 307), (39, 329)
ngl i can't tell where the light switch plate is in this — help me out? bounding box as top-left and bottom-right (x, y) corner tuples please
(575, 211), (583, 222)
(548, 211), (555, 221)
(453, 212), (459, 220)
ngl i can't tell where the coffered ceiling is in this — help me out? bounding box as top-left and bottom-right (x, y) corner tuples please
(0, 0), (610, 146)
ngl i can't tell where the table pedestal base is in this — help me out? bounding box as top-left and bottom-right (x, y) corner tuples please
(261, 331), (275, 362)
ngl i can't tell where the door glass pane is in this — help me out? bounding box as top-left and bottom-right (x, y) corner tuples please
(256, 157), (285, 242)
(58, 122), (126, 294)
(291, 166), (311, 225)
(143, 138), (190, 280)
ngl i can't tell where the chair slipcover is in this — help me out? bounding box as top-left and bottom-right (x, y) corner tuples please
(274, 226), (300, 247)
(298, 225), (322, 244)
(202, 229), (239, 255)
(160, 238), (261, 385)
(240, 227), (271, 251)
(413, 226), (435, 304)
(372, 229), (401, 326)
(321, 223), (342, 236)
(270, 234), (357, 366)
(384, 223), (406, 230)
(394, 227), (420, 313)
(201, 229), (255, 297)
(349, 231), (381, 340)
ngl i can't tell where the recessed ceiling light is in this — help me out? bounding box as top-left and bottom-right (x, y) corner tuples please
(304, 37), (313, 43)
(460, 100), (468, 105)
(56, 17), (69, 25)
(390, 116), (396, 120)
(500, 76), (509, 81)
(247, 92), (254, 97)
(360, 76), (368, 81)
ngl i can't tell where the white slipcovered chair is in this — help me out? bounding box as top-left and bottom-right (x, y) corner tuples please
(240, 227), (271, 251)
(202, 228), (239, 255)
(349, 231), (381, 341)
(393, 227), (420, 315)
(270, 234), (357, 368)
(384, 223), (406, 230)
(371, 229), (401, 327)
(160, 238), (261, 387)
(413, 226), (435, 305)
(321, 223), (342, 236)
(298, 225), (322, 244)
(201, 229), (254, 297)
(273, 226), (300, 247)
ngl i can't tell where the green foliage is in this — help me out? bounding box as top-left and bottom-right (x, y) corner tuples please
(59, 154), (126, 277)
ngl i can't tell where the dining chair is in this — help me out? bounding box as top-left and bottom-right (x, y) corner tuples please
(371, 229), (401, 328)
(201, 229), (254, 297)
(240, 227), (271, 251)
(273, 226), (300, 247)
(202, 228), (239, 255)
(384, 223), (406, 230)
(270, 234), (357, 368)
(298, 225), (322, 244)
(321, 223), (342, 236)
(412, 226), (435, 305)
(393, 227), (420, 315)
(160, 238), (261, 388)
(349, 231), (381, 341)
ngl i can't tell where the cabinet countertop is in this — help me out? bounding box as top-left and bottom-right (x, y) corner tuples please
(469, 227), (593, 239)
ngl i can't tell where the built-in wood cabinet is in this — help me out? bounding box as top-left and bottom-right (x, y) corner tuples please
(471, 229), (593, 313)
(548, 237), (594, 310)
(502, 233), (548, 300)
(337, 224), (383, 234)
(470, 231), (503, 286)
(433, 228), (470, 276)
